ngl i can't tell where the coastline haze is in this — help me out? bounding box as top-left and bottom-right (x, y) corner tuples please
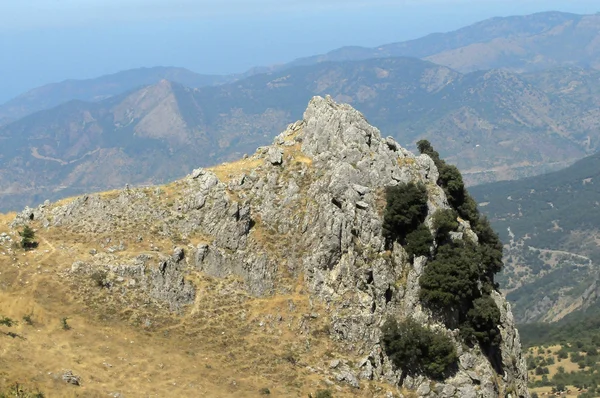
(1, 0), (599, 102)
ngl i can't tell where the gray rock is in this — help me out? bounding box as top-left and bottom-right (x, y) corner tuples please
(335, 370), (360, 388)
(417, 382), (431, 396)
(457, 385), (476, 398)
(191, 168), (205, 179)
(352, 184), (371, 195)
(356, 201), (369, 209)
(173, 247), (185, 262)
(267, 147), (284, 165)
(62, 370), (80, 386)
(441, 384), (456, 397)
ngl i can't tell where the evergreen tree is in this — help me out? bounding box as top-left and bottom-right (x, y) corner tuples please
(382, 182), (429, 244)
(382, 318), (457, 380)
(19, 225), (37, 250)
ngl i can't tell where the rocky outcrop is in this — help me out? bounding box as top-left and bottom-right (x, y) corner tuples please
(14, 96), (529, 397)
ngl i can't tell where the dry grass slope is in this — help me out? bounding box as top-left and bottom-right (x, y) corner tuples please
(0, 157), (396, 397)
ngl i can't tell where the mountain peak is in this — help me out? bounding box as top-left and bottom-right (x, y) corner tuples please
(9, 97), (529, 396)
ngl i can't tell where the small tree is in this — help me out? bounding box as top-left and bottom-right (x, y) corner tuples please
(419, 242), (481, 310)
(19, 225), (37, 250)
(432, 209), (459, 244)
(381, 317), (457, 380)
(404, 224), (434, 259)
(382, 182), (429, 244)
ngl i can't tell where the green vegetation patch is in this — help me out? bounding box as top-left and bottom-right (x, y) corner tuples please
(382, 318), (457, 380)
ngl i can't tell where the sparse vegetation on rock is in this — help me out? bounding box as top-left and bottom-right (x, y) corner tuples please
(382, 318), (457, 380)
(416, 141), (504, 361)
(382, 182), (431, 258)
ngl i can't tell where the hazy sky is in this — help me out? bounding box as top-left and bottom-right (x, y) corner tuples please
(0, 0), (599, 102)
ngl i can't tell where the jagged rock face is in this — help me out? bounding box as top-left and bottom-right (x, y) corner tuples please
(13, 96), (529, 397)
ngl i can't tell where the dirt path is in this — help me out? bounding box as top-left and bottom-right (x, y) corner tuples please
(528, 245), (593, 266)
(30, 147), (101, 165)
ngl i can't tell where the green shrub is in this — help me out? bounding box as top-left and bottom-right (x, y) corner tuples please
(405, 224), (434, 259)
(259, 387), (271, 395)
(19, 225), (37, 250)
(432, 209), (459, 243)
(416, 140), (505, 360)
(381, 318), (457, 380)
(22, 313), (34, 326)
(0, 316), (16, 327)
(313, 390), (333, 398)
(61, 317), (71, 331)
(382, 182), (428, 244)
(91, 271), (109, 288)
(419, 242), (481, 309)
(463, 295), (502, 348)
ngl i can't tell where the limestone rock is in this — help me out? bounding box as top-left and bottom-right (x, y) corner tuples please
(17, 96), (529, 397)
(267, 147), (283, 165)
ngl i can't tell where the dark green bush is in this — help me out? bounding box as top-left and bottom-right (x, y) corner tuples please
(405, 224), (434, 259)
(19, 225), (37, 250)
(416, 140), (504, 362)
(0, 316), (16, 327)
(381, 318), (457, 380)
(419, 242), (481, 309)
(91, 271), (109, 288)
(432, 209), (459, 244)
(313, 390), (333, 398)
(382, 182), (428, 244)
(463, 295), (502, 348)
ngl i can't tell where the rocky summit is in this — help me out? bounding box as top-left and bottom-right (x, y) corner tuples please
(3, 96), (528, 397)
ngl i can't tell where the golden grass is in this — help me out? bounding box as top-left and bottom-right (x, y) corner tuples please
(527, 345), (590, 397)
(208, 158), (263, 185)
(0, 211), (394, 397)
(0, 135), (419, 397)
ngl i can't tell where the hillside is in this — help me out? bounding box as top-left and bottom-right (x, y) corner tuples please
(0, 66), (231, 126)
(283, 11), (600, 74)
(0, 97), (529, 397)
(5, 57), (600, 212)
(470, 151), (600, 324)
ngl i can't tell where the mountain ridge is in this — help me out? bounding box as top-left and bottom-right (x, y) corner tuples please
(280, 11), (600, 73)
(0, 66), (233, 126)
(3, 10), (599, 127)
(3, 56), (600, 212)
(0, 96), (529, 397)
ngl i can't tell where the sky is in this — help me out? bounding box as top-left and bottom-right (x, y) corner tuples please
(0, 0), (599, 103)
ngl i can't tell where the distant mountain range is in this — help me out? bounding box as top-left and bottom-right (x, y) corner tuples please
(4, 10), (600, 126)
(4, 11), (600, 211)
(0, 67), (233, 126)
(4, 56), (600, 211)
(282, 11), (600, 73)
(471, 151), (600, 323)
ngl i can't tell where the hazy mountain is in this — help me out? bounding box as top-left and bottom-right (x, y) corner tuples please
(471, 151), (600, 323)
(0, 58), (590, 210)
(3, 11), (599, 129)
(282, 11), (600, 74)
(0, 66), (232, 126)
(3, 56), (600, 212)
